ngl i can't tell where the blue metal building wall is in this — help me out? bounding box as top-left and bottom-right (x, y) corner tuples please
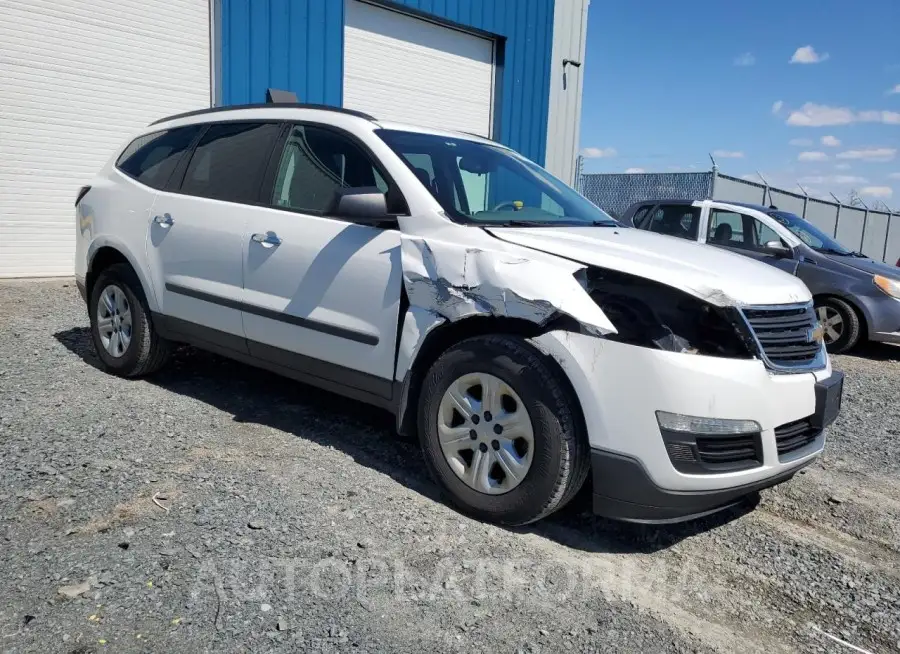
(220, 0), (555, 164)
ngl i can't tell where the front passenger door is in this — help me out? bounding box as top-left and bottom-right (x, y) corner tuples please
(241, 123), (404, 401)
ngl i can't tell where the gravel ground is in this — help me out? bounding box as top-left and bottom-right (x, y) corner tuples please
(1, 279), (898, 654)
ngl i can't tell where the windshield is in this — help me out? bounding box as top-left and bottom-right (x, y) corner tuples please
(768, 210), (855, 255)
(376, 129), (618, 227)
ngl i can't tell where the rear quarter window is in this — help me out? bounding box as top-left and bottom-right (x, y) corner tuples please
(116, 126), (201, 189)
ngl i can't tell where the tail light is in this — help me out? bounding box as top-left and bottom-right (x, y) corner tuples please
(75, 185), (91, 207)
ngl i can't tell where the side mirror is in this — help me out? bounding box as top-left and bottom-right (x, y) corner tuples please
(330, 187), (395, 225)
(764, 240), (792, 257)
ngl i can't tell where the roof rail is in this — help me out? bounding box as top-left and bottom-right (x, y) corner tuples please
(150, 103), (376, 126)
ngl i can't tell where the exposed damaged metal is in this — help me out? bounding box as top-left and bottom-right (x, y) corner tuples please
(399, 235), (617, 337)
(583, 267), (754, 358)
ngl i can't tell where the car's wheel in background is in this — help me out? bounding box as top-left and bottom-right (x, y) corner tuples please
(815, 297), (861, 354)
(418, 334), (589, 526)
(89, 263), (171, 377)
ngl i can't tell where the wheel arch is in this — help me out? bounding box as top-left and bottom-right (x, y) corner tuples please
(86, 239), (158, 312)
(395, 314), (587, 441)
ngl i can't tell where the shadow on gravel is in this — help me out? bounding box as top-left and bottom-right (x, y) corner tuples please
(55, 327), (751, 554)
(844, 341), (900, 362)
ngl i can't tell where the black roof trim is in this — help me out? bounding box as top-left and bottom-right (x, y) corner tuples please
(150, 103), (376, 126)
(631, 198), (696, 205)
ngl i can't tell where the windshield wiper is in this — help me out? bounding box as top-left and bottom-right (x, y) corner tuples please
(494, 220), (617, 228)
(816, 247), (854, 256)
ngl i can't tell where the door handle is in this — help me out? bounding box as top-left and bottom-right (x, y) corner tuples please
(153, 213), (174, 227)
(251, 231), (282, 248)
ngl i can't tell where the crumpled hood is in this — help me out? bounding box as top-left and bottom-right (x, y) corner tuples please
(486, 226), (812, 307)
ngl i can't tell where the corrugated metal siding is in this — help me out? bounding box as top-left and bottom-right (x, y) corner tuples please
(220, 0), (344, 108)
(544, 0), (589, 184)
(219, 0), (555, 164)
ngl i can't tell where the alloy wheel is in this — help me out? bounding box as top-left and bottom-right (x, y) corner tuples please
(816, 305), (844, 345)
(96, 284), (133, 358)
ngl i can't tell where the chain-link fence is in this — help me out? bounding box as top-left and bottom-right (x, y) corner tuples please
(577, 172), (713, 219)
(577, 169), (899, 264)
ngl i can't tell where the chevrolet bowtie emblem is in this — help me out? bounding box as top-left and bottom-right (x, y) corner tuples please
(809, 325), (825, 344)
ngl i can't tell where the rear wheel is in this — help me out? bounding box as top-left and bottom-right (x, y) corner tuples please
(418, 334), (589, 526)
(89, 264), (172, 376)
(815, 297), (861, 354)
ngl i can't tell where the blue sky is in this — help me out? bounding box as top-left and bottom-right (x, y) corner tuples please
(578, 0), (900, 207)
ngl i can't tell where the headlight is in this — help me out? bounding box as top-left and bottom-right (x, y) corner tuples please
(656, 411), (760, 435)
(583, 267), (754, 358)
(874, 275), (900, 299)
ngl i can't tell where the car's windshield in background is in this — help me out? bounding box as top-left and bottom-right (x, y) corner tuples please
(375, 129), (618, 227)
(768, 211), (854, 255)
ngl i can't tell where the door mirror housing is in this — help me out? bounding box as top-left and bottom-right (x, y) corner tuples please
(763, 240), (792, 258)
(330, 187), (395, 225)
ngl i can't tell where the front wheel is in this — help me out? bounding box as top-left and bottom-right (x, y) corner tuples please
(417, 334), (589, 526)
(815, 297), (861, 354)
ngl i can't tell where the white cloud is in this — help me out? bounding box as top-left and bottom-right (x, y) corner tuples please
(772, 100), (784, 115)
(888, 84), (900, 95)
(888, 172), (900, 180)
(858, 110), (900, 124)
(836, 147), (896, 162)
(712, 150), (745, 159)
(581, 147), (617, 158)
(786, 103), (900, 126)
(790, 45), (829, 64)
(798, 151), (829, 162)
(821, 135), (841, 147)
(624, 167), (645, 174)
(860, 186), (893, 198)
(834, 163), (852, 170)
(789, 138), (813, 146)
(799, 175), (868, 185)
(734, 52), (755, 66)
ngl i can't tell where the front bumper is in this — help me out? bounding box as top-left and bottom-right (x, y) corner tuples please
(530, 332), (839, 509)
(864, 294), (900, 344)
(590, 448), (815, 523)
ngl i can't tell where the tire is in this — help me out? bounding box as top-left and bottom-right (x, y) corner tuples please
(815, 296), (861, 354)
(89, 263), (172, 377)
(417, 334), (590, 526)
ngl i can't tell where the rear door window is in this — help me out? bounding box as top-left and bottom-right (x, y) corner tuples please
(116, 126), (201, 189)
(708, 210), (745, 246)
(646, 204), (701, 240)
(179, 122), (281, 204)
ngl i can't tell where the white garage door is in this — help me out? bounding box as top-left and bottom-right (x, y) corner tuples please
(0, 0), (211, 277)
(343, 0), (494, 137)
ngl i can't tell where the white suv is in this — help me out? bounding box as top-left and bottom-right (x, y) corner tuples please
(74, 104), (843, 525)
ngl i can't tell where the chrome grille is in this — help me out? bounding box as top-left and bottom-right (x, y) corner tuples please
(741, 304), (825, 371)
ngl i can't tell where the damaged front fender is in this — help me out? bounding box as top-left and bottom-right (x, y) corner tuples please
(400, 235), (617, 337)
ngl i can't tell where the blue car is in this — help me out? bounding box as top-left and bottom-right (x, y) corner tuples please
(625, 199), (900, 353)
